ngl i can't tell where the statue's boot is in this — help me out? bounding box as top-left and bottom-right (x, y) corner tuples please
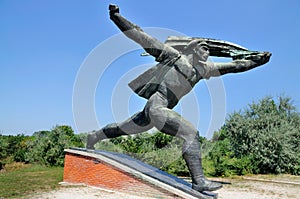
(183, 134), (222, 192)
(86, 123), (127, 149)
(86, 130), (103, 150)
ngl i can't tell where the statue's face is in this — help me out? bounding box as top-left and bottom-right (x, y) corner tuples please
(195, 44), (209, 62)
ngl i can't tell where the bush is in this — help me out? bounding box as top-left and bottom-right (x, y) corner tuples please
(94, 131), (190, 176)
(210, 95), (300, 175)
(26, 125), (83, 166)
(209, 138), (233, 176)
(0, 134), (30, 168)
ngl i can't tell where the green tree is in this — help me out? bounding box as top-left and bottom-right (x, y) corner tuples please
(0, 135), (8, 169)
(150, 132), (173, 149)
(26, 125), (83, 166)
(212, 95), (300, 175)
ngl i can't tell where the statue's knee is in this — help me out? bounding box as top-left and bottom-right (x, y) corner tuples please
(148, 106), (162, 119)
(148, 106), (166, 127)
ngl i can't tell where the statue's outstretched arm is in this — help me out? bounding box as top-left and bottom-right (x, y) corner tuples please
(209, 52), (271, 76)
(109, 4), (165, 59)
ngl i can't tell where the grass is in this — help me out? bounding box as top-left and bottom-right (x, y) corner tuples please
(0, 163), (64, 198)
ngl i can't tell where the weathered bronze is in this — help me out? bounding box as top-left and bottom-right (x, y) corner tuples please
(87, 4), (271, 193)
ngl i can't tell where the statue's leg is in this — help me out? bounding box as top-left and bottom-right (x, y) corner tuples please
(182, 133), (223, 192)
(146, 92), (222, 192)
(87, 111), (153, 149)
(109, 5), (164, 58)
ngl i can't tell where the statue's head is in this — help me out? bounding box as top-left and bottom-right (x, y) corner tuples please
(183, 39), (209, 62)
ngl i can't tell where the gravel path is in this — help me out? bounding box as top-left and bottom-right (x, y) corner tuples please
(30, 186), (154, 199)
(215, 177), (299, 199)
(30, 177), (300, 199)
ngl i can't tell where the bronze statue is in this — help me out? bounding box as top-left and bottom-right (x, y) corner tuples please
(87, 4), (271, 192)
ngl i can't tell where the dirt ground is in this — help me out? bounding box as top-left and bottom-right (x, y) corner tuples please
(30, 175), (300, 199)
(215, 176), (300, 199)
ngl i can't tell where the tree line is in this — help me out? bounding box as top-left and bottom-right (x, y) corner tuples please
(0, 126), (83, 168)
(1, 95), (299, 176)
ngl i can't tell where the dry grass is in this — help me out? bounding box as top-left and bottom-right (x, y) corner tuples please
(1, 162), (31, 172)
(0, 163), (64, 198)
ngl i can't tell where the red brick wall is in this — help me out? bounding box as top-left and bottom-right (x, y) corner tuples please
(63, 152), (180, 198)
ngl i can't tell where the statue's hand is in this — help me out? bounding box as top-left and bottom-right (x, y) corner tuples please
(109, 4), (119, 16)
(245, 52), (272, 65)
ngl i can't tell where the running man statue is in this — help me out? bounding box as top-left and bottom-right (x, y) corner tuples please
(87, 4), (271, 192)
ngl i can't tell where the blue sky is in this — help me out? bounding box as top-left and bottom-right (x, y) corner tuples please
(1, 0), (300, 137)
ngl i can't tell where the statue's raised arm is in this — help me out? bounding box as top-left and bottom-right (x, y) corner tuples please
(209, 51), (271, 76)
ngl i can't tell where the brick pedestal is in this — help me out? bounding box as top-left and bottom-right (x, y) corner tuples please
(63, 148), (217, 199)
(64, 152), (175, 198)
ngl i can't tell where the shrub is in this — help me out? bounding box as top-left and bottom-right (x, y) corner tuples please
(26, 125), (83, 166)
(210, 95), (300, 175)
